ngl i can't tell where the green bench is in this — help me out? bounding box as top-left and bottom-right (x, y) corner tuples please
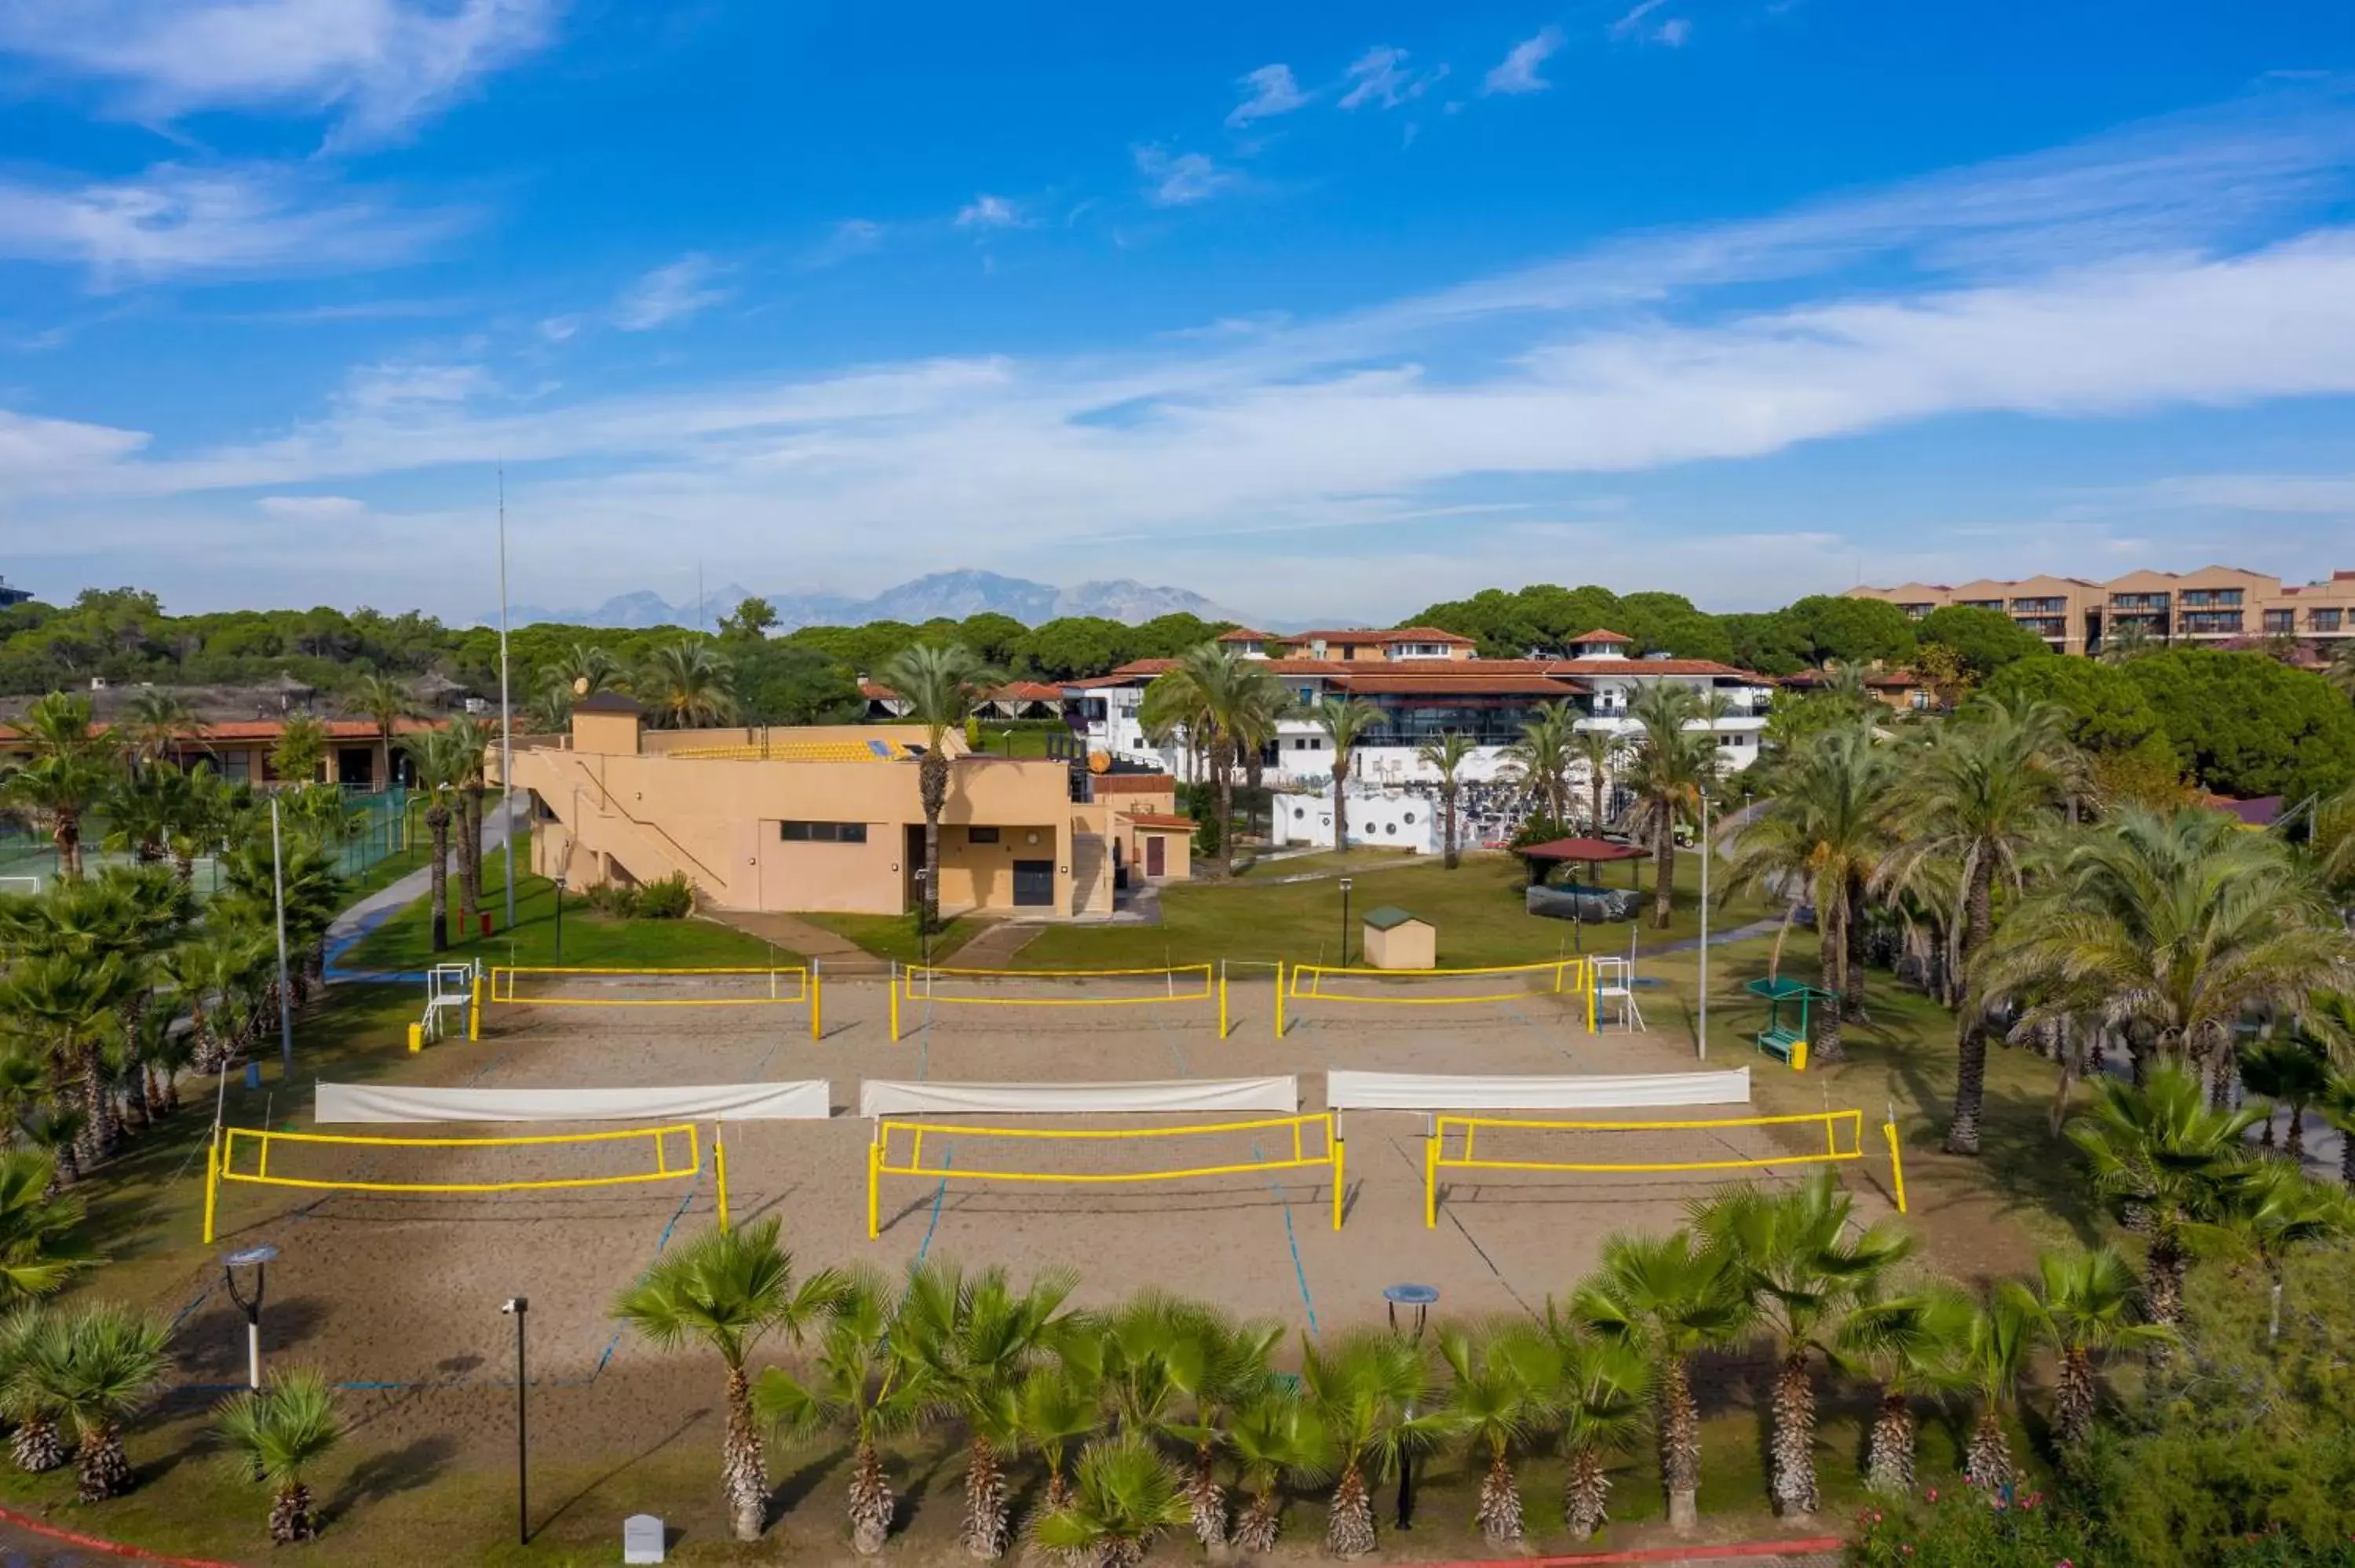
(1743, 978), (1835, 1074)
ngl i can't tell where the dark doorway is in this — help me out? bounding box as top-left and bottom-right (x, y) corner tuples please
(1145, 837), (1166, 877)
(337, 747), (375, 787)
(1013, 860), (1054, 907)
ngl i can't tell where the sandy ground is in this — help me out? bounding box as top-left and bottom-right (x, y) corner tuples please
(180, 969), (1900, 1428)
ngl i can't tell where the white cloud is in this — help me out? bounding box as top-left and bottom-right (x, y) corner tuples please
(0, 162), (467, 286)
(1484, 27), (1564, 96)
(803, 219), (885, 270)
(1339, 45), (1441, 111)
(2135, 472), (2355, 513)
(1609, 0), (1668, 38)
(1227, 63), (1307, 126)
(256, 494), (366, 520)
(538, 314), (581, 341)
(1134, 146), (1239, 206)
(0, 0), (559, 144)
(1654, 19), (1692, 47)
(955, 194), (1024, 229)
(612, 253), (728, 331)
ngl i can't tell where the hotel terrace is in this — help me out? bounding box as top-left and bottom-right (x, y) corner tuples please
(1846, 564), (2355, 658)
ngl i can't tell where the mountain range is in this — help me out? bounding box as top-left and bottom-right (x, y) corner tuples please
(498, 570), (1269, 633)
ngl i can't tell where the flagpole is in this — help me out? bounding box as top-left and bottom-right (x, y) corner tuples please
(271, 797), (294, 1074)
(498, 469), (516, 932)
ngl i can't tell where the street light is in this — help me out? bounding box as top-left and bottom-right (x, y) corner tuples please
(501, 1296), (530, 1546)
(223, 1244), (277, 1389)
(1382, 1282), (1439, 1529)
(1698, 787), (1711, 1062)
(552, 874), (568, 962)
(1338, 877), (1354, 967)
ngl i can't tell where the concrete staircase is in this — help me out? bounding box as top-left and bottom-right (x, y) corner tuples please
(1069, 832), (1111, 917)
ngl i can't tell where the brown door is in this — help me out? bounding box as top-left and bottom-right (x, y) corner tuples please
(1145, 835), (1165, 877)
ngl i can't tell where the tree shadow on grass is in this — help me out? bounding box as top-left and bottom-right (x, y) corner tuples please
(319, 1434), (458, 1529)
(767, 1439), (847, 1526)
(535, 1410), (707, 1537)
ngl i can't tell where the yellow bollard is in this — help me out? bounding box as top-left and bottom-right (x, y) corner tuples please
(468, 972), (481, 1042)
(1218, 965), (1229, 1038)
(1883, 1118), (1908, 1214)
(1273, 961), (1285, 1038)
(714, 1123), (732, 1231)
(811, 964), (823, 1041)
(407, 1022), (422, 1054)
(889, 963), (900, 1042)
(1331, 1129), (1345, 1232)
(1424, 1132), (1438, 1228)
(1791, 1039), (1809, 1073)
(201, 1132), (221, 1245)
(867, 1136), (882, 1239)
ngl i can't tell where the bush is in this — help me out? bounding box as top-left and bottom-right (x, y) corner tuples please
(633, 873), (694, 920)
(583, 882), (638, 917)
(1847, 1487), (2100, 1566)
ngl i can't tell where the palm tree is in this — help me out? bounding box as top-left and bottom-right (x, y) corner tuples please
(639, 640), (739, 729)
(1149, 1302), (1278, 1549)
(1014, 1361), (1102, 1522)
(1311, 698), (1382, 857)
(0, 950), (141, 1172)
(1623, 684), (1721, 929)
(1225, 1386), (1332, 1553)
(879, 644), (1002, 934)
(1415, 731), (1476, 869)
(348, 673), (421, 792)
(21, 1301), (174, 1501)
(119, 690), (199, 772)
(1838, 1284), (1974, 1494)
(1692, 1172), (1915, 1519)
(2240, 1037), (2332, 1161)
(2101, 619), (2159, 664)
(1, 694), (121, 881)
(756, 1268), (937, 1555)
(1572, 1230), (1752, 1531)
(2019, 1246), (2171, 1446)
(610, 1218), (847, 1541)
(1718, 723), (1897, 1063)
(1139, 645), (1291, 878)
(2327, 637), (2355, 697)
(552, 642), (625, 697)
(2319, 1052), (2355, 1191)
(2214, 1160), (2352, 1341)
(1436, 1320), (1550, 1544)
(438, 717), (491, 924)
(400, 728), (468, 953)
(896, 1260), (1079, 1559)
(1974, 808), (2355, 1132)
(1501, 702), (1576, 826)
(2068, 1067), (2258, 1329)
(1033, 1435), (1192, 1568)
(0, 1304), (63, 1473)
(1298, 1328), (1447, 1558)
(1541, 1318), (1650, 1539)
(1570, 728), (1623, 832)
(0, 1152), (87, 1299)
(1960, 1287), (2034, 1491)
(213, 1367), (342, 1543)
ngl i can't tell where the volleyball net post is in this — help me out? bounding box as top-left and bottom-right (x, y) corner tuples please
(865, 1110), (1342, 1239)
(203, 1121), (718, 1244)
(1422, 1106), (1906, 1227)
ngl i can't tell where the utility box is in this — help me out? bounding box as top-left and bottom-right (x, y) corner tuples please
(623, 1513), (666, 1563)
(1361, 907), (1435, 970)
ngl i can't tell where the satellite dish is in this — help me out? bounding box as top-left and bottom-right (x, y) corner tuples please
(572, 676), (590, 695)
(1087, 751), (1112, 775)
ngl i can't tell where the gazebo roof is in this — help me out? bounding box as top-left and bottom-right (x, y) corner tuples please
(1516, 837), (1649, 862)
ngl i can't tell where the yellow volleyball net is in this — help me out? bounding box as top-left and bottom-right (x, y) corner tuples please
(203, 1121), (726, 1242)
(1422, 1107), (1905, 1225)
(1279, 957), (1594, 1035)
(867, 1111), (1342, 1237)
(889, 963), (1223, 1040)
(480, 965), (820, 1039)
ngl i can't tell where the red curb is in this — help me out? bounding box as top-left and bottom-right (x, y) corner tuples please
(0, 1502), (243, 1566)
(1409, 1537), (1844, 1566)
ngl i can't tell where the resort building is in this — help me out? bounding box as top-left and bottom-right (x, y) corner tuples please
(501, 695), (1188, 918)
(0, 714), (438, 788)
(1846, 565), (2355, 658)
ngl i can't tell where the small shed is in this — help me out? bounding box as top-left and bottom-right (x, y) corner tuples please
(1362, 906), (1434, 970)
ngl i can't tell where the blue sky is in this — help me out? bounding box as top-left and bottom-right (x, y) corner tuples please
(4, 1), (2355, 624)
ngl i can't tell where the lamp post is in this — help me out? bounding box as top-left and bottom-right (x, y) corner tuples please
(1338, 877), (1353, 966)
(1698, 788), (1711, 1062)
(1382, 1283), (1439, 1529)
(912, 868), (932, 968)
(502, 1296), (529, 1546)
(552, 875), (567, 962)
(269, 797), (293, 1076)
(223, 1245), (277, 1389)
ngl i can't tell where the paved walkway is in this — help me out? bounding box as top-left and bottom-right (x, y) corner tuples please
(322, 798), (527, 983)
(710, 910), (890, 975)
(949, 920), (1042, 968)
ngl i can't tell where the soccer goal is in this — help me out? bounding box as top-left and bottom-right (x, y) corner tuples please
(203, 1121), (721, 1243)
(1279, 957), (1594, 1035)
(1422, 1107), (1905, 1225)
(483, 964), (821, 1038)
(888, 962), (1222, 1040)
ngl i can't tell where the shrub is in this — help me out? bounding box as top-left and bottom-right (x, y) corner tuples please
(583, 882), (638, 917)
(633, 873), (694, 920)
(1847, 1487), (2101, 1566)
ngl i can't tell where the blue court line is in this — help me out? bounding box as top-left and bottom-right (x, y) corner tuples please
(168, 1282), (216, 1333)
(593, 1180), (705, 1378)
(915, 1146), (954, 1263)
(1253, 1139), (1321, 1337)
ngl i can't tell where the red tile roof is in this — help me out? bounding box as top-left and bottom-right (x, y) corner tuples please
(1119, 812), (1199, 830)
(1568, 628), (1634, 644)
(1281, 626), (1476, 645)
(1543, 658), (1769, 680)
(1216, 628), (1276, 642)
(1325, 673), (1590, 696)
(0, 717), (446, 745)
(993, 681), (1065, 702)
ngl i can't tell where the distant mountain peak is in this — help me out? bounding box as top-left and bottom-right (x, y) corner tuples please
(494, 569), (1258, 632)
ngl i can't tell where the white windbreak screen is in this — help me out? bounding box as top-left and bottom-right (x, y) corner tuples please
(315, 1081), (834, 1124)
(1325, 1069), (1751, 1111)
(859, 1077), (1298, 1119)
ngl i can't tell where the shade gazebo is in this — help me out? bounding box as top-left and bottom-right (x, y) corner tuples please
(1515, 836), (1649, 888)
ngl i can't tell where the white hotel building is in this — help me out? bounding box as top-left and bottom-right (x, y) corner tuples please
(1061, 628), (1775, 854)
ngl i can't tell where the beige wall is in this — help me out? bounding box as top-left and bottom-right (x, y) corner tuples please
(1849, 565), (2355, 656)
(1364, 920), (1436, 969)
(513, 738), (1074, 916)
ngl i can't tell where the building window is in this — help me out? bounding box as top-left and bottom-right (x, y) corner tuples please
(969, 826), (1000, 844)
(2180, 611), (2243, 635)
(1959, 599), (2004, 611)
(2010, 597), (2067, 614)
(2182, 589), (2244, 607)
(1897, 603), (1933, 619)
(2312, 608), (2345, 632)
(2263, 610), (2295, 634)
(2112, 593), (2170, 611)
(780, 821), (868, 844)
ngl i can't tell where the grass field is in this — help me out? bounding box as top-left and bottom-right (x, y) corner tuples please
(797, 910), (982, 966)
(1016, 845), (1775, 971)
(340, 832), (795, 972)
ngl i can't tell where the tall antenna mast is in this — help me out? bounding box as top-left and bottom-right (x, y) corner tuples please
(498, 468), (516, 932)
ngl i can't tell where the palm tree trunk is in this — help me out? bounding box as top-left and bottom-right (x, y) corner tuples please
(1651, 816), (1675, 929)
(426, 808), (451, 953)
(76, 1422), (132, 1502)
(2287, 1104), (2306, 1164)
(1813, 901), (1847, 1066)
(2054, 1349), (2096, 1447)
(1325, 1460), (1375, 1557)
(1564, 1446), (1612, 1537)
(1948, 1010), (1989, 1154)
(849, 1438), (893, 1555)
(1660, 1356), (1700, 1531)
(920, 753), (947, 932)
(1188, 1439), (1225, 1549)
(1842, 870), (1869, 1021)
(1236, 1486), (1281, 1553)
(269, 1479), (319, 1543)
(1962, 1409), (2012, 1491)
(1476, 1450), (1523, 1544)
(1770, 1351), (1819, 1518)
(1865, 1391), (1914, 1494)
(962, 1435), (1009, 1558)
(57, 813), (82, 882)
(2341, 1125), (2355, 1189)
(1216, 744), (1236, 880)
(2145, 1229), (2187, 1333)
(1331, 756), (1349, 855)
(1441, 784), (1459, 870)
(723, 1366), (767, 1541)
(9, 1415), (60, 1473)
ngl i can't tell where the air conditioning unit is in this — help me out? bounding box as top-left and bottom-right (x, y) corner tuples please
(463, 697), (490, 713)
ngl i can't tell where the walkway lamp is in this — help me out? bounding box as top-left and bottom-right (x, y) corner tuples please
(223, 1244), (277, 1389)
(502, 1296), (530, 1545)
(1338, 877), (1353, 966)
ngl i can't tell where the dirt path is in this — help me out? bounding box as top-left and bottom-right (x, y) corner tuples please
(946, 921), (1040, 968)
(709, 909), (889, 975)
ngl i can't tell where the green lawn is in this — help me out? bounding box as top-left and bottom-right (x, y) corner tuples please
(798, 910), (981, 966)
(1016, 844), (1775, 970)
(1229, 846), (1419, 880)
(341, 832), (794, 972)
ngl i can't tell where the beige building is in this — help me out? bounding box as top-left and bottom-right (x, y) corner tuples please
(1847, 565), (2355, 658)
(503, 695), (1192, 919)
